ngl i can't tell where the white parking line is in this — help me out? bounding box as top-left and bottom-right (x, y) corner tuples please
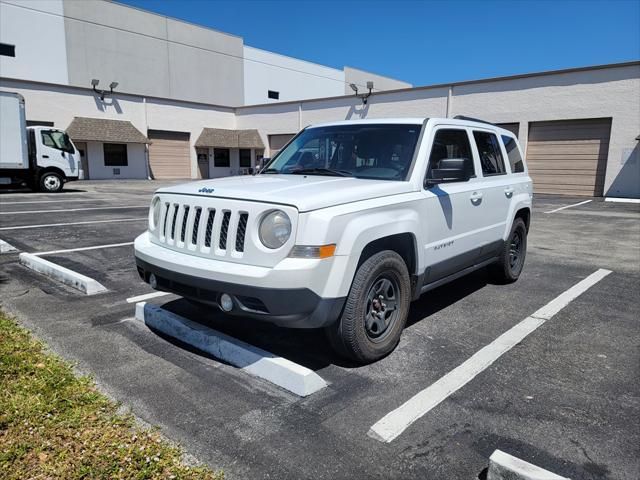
(34, 242), (134, 256)
(0, 217), (146, 231)
(1, 198), (109, 205)
(0, 191), (89, 198)
(126, 291), (170, 303)
(0, 205), (148, 215)
(605, 197), (640, 204)
(368, 268), (612, 443)
(544, 199), (592, 213)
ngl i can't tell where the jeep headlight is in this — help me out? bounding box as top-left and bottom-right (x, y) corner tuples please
(150, 197), (161, 230)
(259, 210), (291, 249)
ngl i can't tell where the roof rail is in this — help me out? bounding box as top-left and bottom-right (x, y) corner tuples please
(453, 115), (495, 126)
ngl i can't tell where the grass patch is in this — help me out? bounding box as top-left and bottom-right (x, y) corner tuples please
(0, 312), (223, 480)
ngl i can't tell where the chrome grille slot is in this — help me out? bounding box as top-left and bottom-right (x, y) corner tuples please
(236, 213), (248, 252)
(191, 207), (202, 245)
(204, 209), (215, 247)
(219, 211), (231, 250)
(180, 206), (190, 243)
(170, 204), (178, 240)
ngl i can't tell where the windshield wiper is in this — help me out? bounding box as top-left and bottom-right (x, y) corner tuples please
(290, 168), (353, 177)
(260, 168), (280, 174)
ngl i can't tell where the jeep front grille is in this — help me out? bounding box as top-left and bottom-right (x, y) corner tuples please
(158, 200), (249, 256)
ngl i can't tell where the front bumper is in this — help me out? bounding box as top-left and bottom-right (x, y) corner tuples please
(134, 232), (346, 328)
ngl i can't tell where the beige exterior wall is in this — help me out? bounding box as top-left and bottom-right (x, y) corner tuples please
(2, 63), (638, 196)
(236, 63), (640, 197)
(449, 65), (640, 197)
(0, 78), (235, 179)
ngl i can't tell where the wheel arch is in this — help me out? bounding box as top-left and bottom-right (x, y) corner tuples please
(38, 166), (67, 180)
(331, 208), (422, 299)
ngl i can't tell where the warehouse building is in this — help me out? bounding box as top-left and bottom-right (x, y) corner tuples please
(1, 0), (638, 197)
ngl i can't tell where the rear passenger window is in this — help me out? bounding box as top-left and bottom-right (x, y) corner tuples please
(427, 129), (474, 178)
(473, 131), (506, 176)
(501, 135), (524, 173)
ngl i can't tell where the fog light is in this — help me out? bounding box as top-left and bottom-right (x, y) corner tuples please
(220, 293), (233, 312)
(149, 273), (157, 289)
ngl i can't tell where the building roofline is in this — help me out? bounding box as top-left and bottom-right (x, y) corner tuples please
(3, 60), (638, 113)
(343, 65), (412, 87)
(244, 45), (344, 76)
(109, 0), (243, 40)
(237, 60), (640, 109)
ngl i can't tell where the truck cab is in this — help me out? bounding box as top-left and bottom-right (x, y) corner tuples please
(27, 126), (82, 192)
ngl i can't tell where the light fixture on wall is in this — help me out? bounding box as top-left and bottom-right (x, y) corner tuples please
(91, 79), (119, 101)
(350, 81), (374, 105)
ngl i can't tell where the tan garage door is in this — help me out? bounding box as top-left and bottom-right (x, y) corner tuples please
(269, 134), (295, 157)
(527, 118), (611, 196)
(148, 130), (191, 179)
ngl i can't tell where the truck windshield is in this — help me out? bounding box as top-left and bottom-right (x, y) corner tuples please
(41, 130), (75, 153)
(262, 124), (422, 181)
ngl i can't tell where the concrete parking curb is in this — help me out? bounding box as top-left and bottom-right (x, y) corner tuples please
(488, 450), (570, 480)
(18, 252), (108, 295)
(135, 302), (328, 397)
(0, 238), (18, 253)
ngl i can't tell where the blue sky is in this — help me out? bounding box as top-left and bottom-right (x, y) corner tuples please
(119, 0), (639, 87)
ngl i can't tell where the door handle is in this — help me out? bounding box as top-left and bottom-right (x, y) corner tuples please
(504, 187), (515, 198)
(470, 192), (483, 204)
(42, 155), (49, 159)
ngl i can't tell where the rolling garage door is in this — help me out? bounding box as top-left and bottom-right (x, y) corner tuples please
(269, 134), (295, 157)
(527, 118), (611, 196)
(148, 130), (191, 179)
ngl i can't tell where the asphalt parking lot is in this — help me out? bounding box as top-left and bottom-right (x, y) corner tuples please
(1, 180), (638, 480)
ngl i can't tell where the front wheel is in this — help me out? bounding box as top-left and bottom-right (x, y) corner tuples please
(325, 250), (411, 364)
(492, 217), (527, 283)
(39, 172), (64, 193)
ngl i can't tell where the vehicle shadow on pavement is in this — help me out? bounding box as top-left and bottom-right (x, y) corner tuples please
(406, 268), (490, 328)
(152, 268), (493, 372)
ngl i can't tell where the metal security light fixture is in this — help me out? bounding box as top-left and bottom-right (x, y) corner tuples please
(91, 79), (119, 100)
(350, 81), (374, 105)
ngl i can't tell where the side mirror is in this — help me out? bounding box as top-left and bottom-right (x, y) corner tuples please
(425, 158), (472, 188)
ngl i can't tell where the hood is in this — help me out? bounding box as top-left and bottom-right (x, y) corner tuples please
(158, 174), (417, 211)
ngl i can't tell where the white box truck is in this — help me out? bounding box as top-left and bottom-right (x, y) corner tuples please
(1, 91), (81, 192)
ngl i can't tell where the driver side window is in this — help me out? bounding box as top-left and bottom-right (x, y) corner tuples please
(426, 129), (474, 179)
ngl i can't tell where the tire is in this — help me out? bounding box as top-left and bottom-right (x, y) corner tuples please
(492, 217), (527, 283)
(39, 172), (64, 193)
(325, 250), (411, 364)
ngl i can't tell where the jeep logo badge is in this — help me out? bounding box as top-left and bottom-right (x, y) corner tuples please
(198, 187), (215, 194)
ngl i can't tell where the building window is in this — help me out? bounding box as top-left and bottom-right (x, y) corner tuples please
(268, 90), (279, 100)
(103, 143), (128, 166)
(473, 131), (506, 176)
(214, 148), (230, 167)
(239, 149), (252, 168)
(0, 43), (15, 57)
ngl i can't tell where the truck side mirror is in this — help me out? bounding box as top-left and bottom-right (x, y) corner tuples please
(425, 158), (473, 188)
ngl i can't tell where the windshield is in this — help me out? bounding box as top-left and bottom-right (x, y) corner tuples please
(262, 123), (422, 181)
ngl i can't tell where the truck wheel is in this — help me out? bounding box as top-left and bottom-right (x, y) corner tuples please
(326, 250), (410, 364)
(39, 172), (63, 193)
(491, 217), (527, 283)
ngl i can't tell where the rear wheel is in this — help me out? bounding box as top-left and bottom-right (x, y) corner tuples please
(326, 250), (410, 364)
(492, 217), (527, 283)
(39, 172), (63, 193)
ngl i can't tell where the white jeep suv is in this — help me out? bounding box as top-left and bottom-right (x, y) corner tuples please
(135, 117), (532, 363)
